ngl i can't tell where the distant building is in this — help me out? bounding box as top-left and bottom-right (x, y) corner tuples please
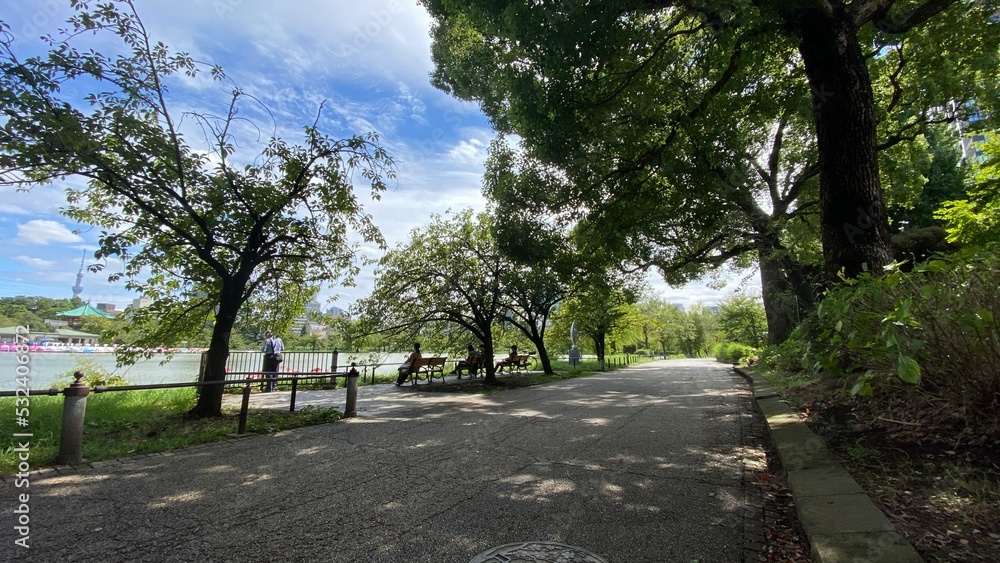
(959, 131), (995, 166)
(0, 326), (100, 346)
(131, 297), (153, 309)
(302, 321), (329, 337)
(96, 303), (122, 315)
(951, 101), (995, 166)
(289, 300), (323, 335)
(54, 302), (116, 329)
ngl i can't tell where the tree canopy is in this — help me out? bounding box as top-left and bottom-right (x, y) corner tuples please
(936, 137), (1000, 247)
(0, 2), (394, 415)
(355, 208), (586, 379)
(422, 0), (999, 343)
(354, 209), (510, 380)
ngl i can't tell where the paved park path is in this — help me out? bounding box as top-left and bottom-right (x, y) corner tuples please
(9, 359), (758, 562)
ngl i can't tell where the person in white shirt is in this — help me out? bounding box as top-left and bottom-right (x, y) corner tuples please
(261, 330), (285, 392)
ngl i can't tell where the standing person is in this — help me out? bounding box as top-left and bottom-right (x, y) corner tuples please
(395, 342), (422, 386)
(261, 330), (284, 392)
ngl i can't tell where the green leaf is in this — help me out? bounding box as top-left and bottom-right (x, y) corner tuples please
(926, 260), (948, 272)
(851, 380), (872, 396)
(897, 355), (921, 384)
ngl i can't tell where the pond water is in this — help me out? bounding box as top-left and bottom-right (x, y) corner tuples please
(0, 350), (416, 390)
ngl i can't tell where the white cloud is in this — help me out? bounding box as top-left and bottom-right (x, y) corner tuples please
(446, 139), (489, 165)
(1, 184), (73, 216)
(139, 0), (436, 85)
(15, 220), (84, 245)
(12, 256), (56, 269)
(645, 268), (763, 308)
(0, 0), (747, 314)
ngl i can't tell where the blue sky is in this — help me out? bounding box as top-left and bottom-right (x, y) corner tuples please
(0, 0), (750, 311)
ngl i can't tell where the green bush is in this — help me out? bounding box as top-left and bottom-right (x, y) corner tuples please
(713, 341), (758, 365)
(55, 358), (129, 387)
(761, 324), (812, 373)
(802, 247), (1000, 419)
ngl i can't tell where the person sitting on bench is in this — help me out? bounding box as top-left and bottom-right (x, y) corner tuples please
(454, 344), (483, 378)
(395, 342), (422, 386)
(495, 344), (518, 373)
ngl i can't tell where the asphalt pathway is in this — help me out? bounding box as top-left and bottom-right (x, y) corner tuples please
(7, 359), (754, 562)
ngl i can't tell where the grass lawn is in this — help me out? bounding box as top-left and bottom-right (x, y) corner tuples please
(0, 388), (340, 475)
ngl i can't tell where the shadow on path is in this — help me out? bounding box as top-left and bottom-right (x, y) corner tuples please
(10, 359), (755, 563)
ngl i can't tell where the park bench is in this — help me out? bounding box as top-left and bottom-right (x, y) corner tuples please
(454, 354), (485, 378)
(497, 354), (535, 374)
(404, 356), (448, 385)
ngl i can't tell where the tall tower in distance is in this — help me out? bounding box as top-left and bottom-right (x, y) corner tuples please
(72, 250), (85, 299)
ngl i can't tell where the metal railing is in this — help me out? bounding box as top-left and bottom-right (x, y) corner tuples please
(200, 349), (387, 385)
(563, 354), (638, 369)
(2, 365), (361, 465)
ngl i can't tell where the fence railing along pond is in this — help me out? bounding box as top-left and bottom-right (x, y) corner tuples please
(2, 363), (364, 466)
(5, 351), (642, 467)
(200, 349), (387, 385)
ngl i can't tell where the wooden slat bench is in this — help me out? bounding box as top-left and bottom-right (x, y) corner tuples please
(455, 355), (485, 378)
(513, 354), (535, 372)
(497, 354), (534, 374)
(404, 356), (448, 385)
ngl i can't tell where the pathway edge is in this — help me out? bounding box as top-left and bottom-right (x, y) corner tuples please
(733, 366), (923, 563)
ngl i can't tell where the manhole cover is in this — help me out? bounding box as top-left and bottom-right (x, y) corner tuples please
(469, 541), (608, 563)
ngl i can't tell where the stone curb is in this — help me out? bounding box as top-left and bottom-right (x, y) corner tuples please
(733, 367), (923, 563)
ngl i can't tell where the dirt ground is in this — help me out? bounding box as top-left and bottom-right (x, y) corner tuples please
(778, 379), (1000, 562)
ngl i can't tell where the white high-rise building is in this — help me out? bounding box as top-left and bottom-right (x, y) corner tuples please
(290, 300), (324, 335)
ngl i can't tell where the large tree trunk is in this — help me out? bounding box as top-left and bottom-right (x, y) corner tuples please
(797, 12), (894, 280)
(758, 248), (819, 345)
(482, 340), (498, 384)
(190, 290), (240, 417)
(526, 333), (554, 375)
(759, 252), (796, 345)
(510, 310), (556, 375)
(593, 333), (606, 371)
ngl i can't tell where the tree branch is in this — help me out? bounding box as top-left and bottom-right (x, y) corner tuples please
(869, 0), (958, 33)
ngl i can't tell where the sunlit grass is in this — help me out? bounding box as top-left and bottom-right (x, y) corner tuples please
(0, 388), (340, 475)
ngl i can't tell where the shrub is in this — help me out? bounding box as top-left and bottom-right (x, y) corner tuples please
(803, 247), (1000, 421)
(55, 358), (129, 387)
(761, 323), (812, 373)
(714, 341), (758, 365)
